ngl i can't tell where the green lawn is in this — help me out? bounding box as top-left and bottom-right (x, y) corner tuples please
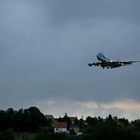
(15, 132), (35, 140)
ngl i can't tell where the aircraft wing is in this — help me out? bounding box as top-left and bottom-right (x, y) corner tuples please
(119, 60), (140, 65)
(88, 62), (101, 67)
(109, 60), (140, 68)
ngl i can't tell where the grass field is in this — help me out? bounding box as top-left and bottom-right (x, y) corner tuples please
(15, 132), (35, 140)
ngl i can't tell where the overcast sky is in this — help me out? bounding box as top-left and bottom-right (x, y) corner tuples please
(1, 0), (140, 120)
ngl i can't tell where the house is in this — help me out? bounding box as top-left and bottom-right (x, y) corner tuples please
(53, 121), (68, 133)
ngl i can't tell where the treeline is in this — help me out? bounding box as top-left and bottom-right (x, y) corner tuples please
(85, 115), (140, 140)
(0, 107), (140, 140)
(0, 107), (51, 132)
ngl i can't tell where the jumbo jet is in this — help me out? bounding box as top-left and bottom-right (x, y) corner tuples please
(88, 53), (140, 69)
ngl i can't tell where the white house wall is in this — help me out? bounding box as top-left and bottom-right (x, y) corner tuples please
(54, 128), (67, 133)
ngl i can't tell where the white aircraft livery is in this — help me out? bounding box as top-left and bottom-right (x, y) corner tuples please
(88, 53), (140, 69)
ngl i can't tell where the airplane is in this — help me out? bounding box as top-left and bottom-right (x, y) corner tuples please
(88, 52), (140, 69)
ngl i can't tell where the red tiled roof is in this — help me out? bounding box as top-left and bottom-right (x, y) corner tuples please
(53, 122), (67, 128)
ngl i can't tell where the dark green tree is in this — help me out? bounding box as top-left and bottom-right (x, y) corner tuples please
(0, 129), (15, 140)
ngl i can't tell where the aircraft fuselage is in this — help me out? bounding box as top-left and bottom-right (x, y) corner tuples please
(97, 53), (112, 62)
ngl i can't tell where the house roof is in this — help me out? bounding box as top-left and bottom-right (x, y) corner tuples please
(53, 122), (67, 128)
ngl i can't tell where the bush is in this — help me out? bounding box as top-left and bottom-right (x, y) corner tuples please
(0, 129), (15, 140)
(33, 132), (52, 140)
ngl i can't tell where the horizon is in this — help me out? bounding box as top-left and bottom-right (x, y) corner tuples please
(0, 105), (138, 121)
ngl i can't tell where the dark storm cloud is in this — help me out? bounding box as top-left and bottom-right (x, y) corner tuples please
(0, 0), (140, 119)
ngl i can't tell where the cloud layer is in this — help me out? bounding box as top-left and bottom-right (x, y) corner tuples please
(35, 99), (140, 120)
